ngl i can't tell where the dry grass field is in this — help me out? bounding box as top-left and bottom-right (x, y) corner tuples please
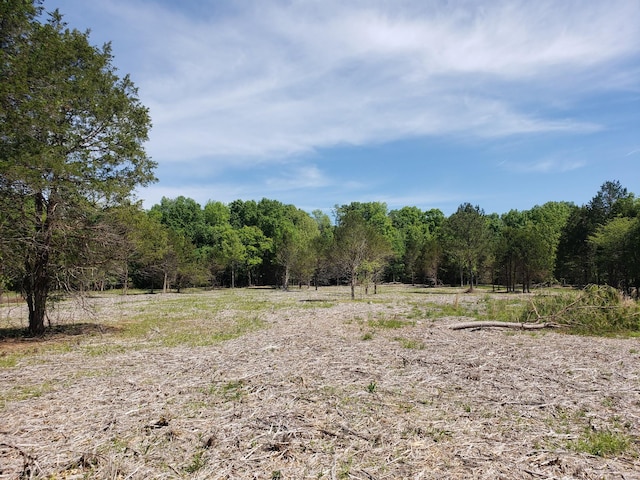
(1, 286), (639, 479)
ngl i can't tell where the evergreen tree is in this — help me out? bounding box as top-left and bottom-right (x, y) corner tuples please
(0, 3), (155, 334)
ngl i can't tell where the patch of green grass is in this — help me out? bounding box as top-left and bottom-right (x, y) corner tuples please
(121, 305), (266, 348)
(361, 332), (374, 341)
(184, 449), (207, 473)
(477, 296), (526, 322)
(337, 457), (353, 479)
(233, 299), (275, 311)
(203, 380), (247, 402)
(568, 429), (631, 457)
(113, 437), (129, 451)
(366, 381), (377, 393)
(221, 380), (245, 400)
(394, 337), (426, 349)
(164, 314), (265, 347)
(83, 344), (128, 356)
(405, 304), (429, 319)
(412, 300), (470, 319)
(368, 315), (415, 329)
(0, 293), (270, 361)
(299, 300), (335, 309)
(0, 353), (19, 368)
(0, 381), (55, 409)
(408, 425), (452, 442)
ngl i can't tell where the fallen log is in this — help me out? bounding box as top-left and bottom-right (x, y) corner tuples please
(449, 321), (561, 331)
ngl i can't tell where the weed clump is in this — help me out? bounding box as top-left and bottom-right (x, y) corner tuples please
(568, 428), (631, 457)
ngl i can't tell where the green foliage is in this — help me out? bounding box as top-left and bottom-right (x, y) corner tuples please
(238, 225), (271, 286)
(203, 200), (230, 227)
(388, 206), (445, 284)
(589, 217), (638, 292)
(335, 201), (394, 239)
(150, 196), (210, 247)
(337, 457), (353, 479)
(588, 180), (632, 224)
(273, 206), (320, 289)
(442, 203), (490, 289)
(556, 181), (636, 286)
(211, 225), (246, 288)
(333, 210), (393, 299)
(495, 221), (554, 292)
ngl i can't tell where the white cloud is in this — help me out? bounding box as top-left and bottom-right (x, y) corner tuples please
(79, 0), (640, 167)
(265, 164), (331, 190)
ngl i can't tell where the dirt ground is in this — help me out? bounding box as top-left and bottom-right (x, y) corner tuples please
(1, 287), (639, 479)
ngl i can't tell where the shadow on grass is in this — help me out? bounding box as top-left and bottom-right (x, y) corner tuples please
(0, 323), (121, 342)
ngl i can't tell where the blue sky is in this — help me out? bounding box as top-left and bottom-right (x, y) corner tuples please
(44, 0), (640, 216)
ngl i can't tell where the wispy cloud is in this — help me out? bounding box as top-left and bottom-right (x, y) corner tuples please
(89, 0), (639, 165)
(505, 158), (587, 174)
(265, 164), (331, 190)
(626, 148), (640, 157)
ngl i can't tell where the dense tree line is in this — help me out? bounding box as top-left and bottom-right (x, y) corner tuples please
(6, 180), (628, 299)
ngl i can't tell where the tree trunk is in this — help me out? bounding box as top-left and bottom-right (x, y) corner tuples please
(350, 267), (356, 299)
(123, 263), (129, 295)
(24, 268), (49, 336)
(23, 192), (52, 336)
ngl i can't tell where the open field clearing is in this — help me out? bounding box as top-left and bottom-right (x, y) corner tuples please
(1, 286), (639, 479)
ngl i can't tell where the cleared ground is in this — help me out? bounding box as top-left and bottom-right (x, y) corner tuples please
(1, 286), (639, 479)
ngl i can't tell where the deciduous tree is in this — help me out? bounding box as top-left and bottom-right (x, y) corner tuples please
(442, 203), (490, 290)
(333, 211), (392, 299)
